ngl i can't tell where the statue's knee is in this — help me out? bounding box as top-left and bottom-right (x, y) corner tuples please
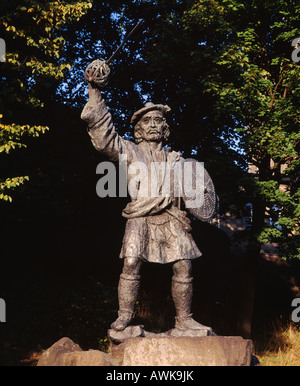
(122, 257), (141, 278)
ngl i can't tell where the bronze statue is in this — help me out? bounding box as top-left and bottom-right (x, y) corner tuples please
(81, 61), (215, 335)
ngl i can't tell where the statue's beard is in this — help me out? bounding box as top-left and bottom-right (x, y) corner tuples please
(143, 130), (164, 143)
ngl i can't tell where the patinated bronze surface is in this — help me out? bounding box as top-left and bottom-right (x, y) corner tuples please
(81, 72), (213, 335)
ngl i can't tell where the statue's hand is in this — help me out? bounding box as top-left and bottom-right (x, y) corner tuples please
(84, 59), (110, 88)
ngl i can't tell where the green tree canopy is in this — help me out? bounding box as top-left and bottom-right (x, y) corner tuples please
(55, 0), (299, 261)
(180, 0), (300, 260)
(0, 0), (93, 201)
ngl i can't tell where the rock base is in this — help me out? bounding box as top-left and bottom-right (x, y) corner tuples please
(36, 337), (112, 366)
(37, 335), (257, 366)
(111, 335), (253, 366)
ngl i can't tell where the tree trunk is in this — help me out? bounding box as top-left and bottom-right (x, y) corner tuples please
(236, 198), (266, 338)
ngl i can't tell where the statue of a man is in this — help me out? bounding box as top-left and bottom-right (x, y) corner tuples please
(81, 80), (207, 333)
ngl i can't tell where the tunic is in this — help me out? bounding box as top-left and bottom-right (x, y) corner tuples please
(81, 99), (201, 263)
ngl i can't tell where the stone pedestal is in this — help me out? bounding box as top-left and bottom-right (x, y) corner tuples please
(110, 336), (253, 366)
(37, 335), (257, 366)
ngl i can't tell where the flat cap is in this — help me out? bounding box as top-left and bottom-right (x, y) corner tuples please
(130, 102), (171, 126)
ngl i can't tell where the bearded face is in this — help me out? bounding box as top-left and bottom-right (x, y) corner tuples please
(134, 110), (169, 144)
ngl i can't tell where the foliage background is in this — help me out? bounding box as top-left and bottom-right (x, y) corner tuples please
(0, 0), (299, 365)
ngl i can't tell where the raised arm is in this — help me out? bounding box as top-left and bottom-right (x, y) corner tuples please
(81, 66), (134, 162)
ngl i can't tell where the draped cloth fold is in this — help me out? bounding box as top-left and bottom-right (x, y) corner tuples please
(82, 100), (201, 263)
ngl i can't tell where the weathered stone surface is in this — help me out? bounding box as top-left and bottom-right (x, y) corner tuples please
(37, 335), (255, 366)
(37, 337), (115, 366)
(112, 336), (253, 366)
(53, 350), (113, 366)
(37, 337), (82, 366)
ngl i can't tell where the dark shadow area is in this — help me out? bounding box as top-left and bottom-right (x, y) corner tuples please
(0, 103), (299, 365)
(251, 255), (300, 355)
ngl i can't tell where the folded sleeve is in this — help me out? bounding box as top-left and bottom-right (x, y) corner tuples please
(81, 100), (135, 163)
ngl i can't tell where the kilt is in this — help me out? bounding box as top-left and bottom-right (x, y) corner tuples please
(119, 210), (201, 263)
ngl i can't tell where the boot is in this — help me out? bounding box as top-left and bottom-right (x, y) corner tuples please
(171, 276), (210, 331)
(110, 273), (140, 331)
